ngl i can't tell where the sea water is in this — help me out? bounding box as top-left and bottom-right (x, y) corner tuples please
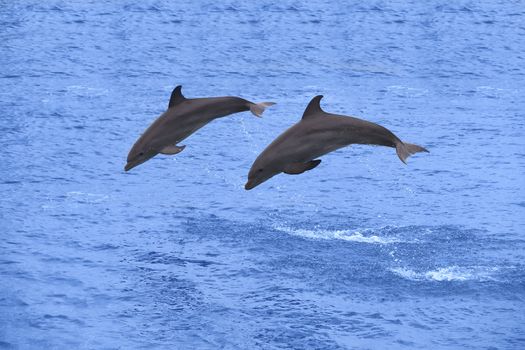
(1, 1), (524, 349)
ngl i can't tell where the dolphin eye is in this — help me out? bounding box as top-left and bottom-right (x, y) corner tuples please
(139, 152), (144, 156)
(258, 169), (263, 172)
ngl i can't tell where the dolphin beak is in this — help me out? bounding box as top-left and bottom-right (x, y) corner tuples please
(244, 179), (257, 190)
(124, 161), (137, 172)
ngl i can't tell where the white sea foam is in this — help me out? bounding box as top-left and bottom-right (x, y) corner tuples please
(274, 226), (402, 244)
(66, 85), (109, 97)
(476, 86), (519, 97)
(41, 192), (109, 209)
(390, 266), (499, 282)
(386, 85), (428, 97)
(66, 191), (109, 204)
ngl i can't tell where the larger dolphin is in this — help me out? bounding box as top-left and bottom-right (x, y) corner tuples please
(125, 86), (275, 171)
(245, 95), (428, 190)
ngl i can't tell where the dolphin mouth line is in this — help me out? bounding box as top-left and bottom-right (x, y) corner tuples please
(244, 180), (256, 190)
(124, 160), (140, 172)
(245, 176), (266, 190)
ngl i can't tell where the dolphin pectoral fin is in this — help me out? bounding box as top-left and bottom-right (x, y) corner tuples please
(283, 159), (322, 175)
(160, 145), (186, 155)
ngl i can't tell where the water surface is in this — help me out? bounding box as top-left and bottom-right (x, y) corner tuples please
(1, 1), (524, 349)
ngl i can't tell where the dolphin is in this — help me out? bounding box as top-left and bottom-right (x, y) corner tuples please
(125, 86), (275, 171)
(245, 95), (428, 190)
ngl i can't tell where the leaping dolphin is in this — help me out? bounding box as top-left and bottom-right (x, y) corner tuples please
(245, 95), (428, 190)
(125, 86), (275, 171)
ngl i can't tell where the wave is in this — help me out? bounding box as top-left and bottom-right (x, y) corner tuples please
(476, 85), (519, 98)
(66, 85), (109, 97)
(386, 85), (428, 97)
(390, 266), (499, 282)
(41, 191), (109, 209)
(66, 191), (109, 204)
(273, 225), (404, 244)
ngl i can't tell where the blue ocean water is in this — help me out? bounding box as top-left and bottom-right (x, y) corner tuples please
(1, 1), (524, 349)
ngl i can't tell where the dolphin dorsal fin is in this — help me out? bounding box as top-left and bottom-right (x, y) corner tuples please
(168, 85), (186, 109)
(302, 95), (324, 120)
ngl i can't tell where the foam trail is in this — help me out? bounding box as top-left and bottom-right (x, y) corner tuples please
(390, 266), (499, 282)
(274, 225), (402, 244)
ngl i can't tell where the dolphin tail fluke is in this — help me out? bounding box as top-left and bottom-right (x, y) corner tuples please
(395, 142), (429, 164)
(249, 102), (276, 117)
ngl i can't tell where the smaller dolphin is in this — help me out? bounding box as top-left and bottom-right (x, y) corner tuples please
(245, 95), (429, 190)
(125, 86), (275, 171)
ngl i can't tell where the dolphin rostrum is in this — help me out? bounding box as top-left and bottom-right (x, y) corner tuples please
(125, 86), (275, 171)
(245, 95), (428, 190)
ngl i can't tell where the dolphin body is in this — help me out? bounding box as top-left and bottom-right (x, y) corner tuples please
(245, 95), (428, 190)
(125, 86), (275, 171)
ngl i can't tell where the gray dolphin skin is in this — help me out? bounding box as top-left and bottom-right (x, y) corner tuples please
(245, 95), (428, 190)
(125, 86), (275, 171)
